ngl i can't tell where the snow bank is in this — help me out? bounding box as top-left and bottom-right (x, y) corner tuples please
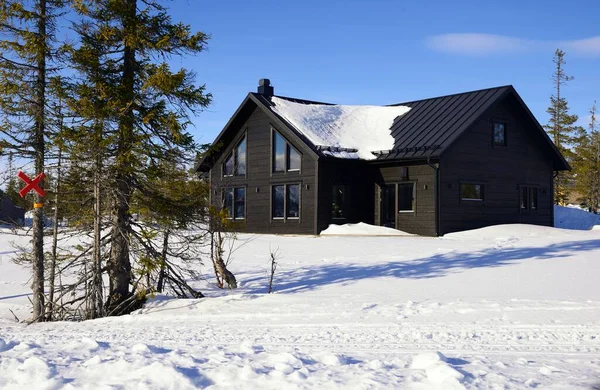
(443, 223), (573, 240)
(271, 97), (411, 160)
(320, 222), (411, 236)
(554, 205), (600, 230)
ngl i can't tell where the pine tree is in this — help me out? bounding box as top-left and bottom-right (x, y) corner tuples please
(573, 102), (600, 212)
(544, 49), (579, 205)
(70, 0), (211, 314)
(0, 0), (65, 321)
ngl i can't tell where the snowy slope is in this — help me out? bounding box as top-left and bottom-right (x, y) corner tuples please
(1, 225), (600, 389)
(270, 97), (411, 160)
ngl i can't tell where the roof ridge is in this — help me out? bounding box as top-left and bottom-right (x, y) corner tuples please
(268, 94), (336, 106)
(388, 85), (513, 106)
(258, 86), (514, 108)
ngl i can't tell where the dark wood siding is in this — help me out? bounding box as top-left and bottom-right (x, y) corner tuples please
(210, 107), (317, 234)
(374, 163), (437, 236)
(316, 159), (375, 233)
(439, 95), (554, 234)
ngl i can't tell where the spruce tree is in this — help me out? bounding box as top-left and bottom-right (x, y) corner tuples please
(0, 0), (65, 321)
(70, 0), (211, 314)
(544, 49), (579, 205)
(573, 102), (600, 212)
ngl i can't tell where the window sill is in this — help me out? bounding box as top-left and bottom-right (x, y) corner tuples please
(398, 210), (415, 213)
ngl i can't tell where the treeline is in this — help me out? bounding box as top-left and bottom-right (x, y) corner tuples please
(545, 49), (600, 212)
(0, 0), (235, 322)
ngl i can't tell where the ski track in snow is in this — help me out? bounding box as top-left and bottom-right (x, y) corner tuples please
(2, 218), (600, 389)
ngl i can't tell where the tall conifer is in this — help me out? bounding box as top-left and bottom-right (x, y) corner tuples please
(0, 0), (64, 321)
(70, 0), (211, 314)
(544, 49), (579, 205)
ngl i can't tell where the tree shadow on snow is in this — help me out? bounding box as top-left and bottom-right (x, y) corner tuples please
(245, 239), (600, 294)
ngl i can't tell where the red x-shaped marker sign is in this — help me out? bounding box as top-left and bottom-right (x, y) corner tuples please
(18, 171), (46, 198)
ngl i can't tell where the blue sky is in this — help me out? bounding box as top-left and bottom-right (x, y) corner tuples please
(173, 0), (599, 143)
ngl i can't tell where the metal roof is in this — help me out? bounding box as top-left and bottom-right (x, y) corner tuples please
(375, 86), (512, 160)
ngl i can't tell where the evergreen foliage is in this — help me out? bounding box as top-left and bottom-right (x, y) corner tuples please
(573, 102), (600, 213)
(0, 0), (66, 321)
(67, 0), (212, 314)
(543, 49), (580, 205)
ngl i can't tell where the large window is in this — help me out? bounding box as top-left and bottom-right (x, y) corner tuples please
(273, 131), (301, 172)
(332, 185), (347, 219)
(272, 184), (300, 219)
(223, 187), (245, 220)
(461, 183), (484, 201)
(223, 136), (246, 177)
(398, 183), (415, 212)
(493, 122), (506, 146)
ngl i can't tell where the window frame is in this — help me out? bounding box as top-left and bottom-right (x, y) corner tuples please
(519, 185), (539, 214)
(519, 186), (529, 211)
(222, 133), (247, 178)
(530, 187), (539, 211)
(222, 186), (246, 220)
(460, 182), (485, 202)
(397, 182), (416, 213)
(271, 183), (301, 221)
(271, 129), (302, 174)
(331, 185), (348, 220)
(492, 121), (507, 147)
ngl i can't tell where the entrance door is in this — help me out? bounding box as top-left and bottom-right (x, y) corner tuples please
(381, 184), (396, 228)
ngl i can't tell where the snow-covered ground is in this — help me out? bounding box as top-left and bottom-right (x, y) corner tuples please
(1, 211), (600, 389)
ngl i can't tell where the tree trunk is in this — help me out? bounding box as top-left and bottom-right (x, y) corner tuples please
(106, 0), (137, 314)
(157, 229), (169, 293)
(213, 230), (237, 289)
(31, 0), (48, 322)
(92, 139), (104, 318)
(48, 146), (61, 321)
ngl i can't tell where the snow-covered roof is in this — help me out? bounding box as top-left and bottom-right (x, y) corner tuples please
(270, 97), (411, 160)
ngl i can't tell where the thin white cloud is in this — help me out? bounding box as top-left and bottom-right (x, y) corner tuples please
(427, 33), (600, 56)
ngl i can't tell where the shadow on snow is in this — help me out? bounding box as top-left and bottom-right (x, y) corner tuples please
(243, 239), (600, 294)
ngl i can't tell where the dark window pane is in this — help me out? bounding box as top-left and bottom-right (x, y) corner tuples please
(398, 183), (414, 211)
(531, 188), (538, 210)
(494, 122), (505, 145)
(288, 144), (301, 171)
(461, 183), (483, 200)
(400, 167), (408, 180)
(234, 187), (245, 219)
(287, 184), (300, 218)
(332, 185), (346, 218)
(273, 132), (286, 172)
(272, 185), (284, 218)
(520, 187), (529, 210)
(224, 188), (233, 218)
(236, 137), (246, 175)
(223, 154), (234, 176)
(382, 184), (396, 227)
